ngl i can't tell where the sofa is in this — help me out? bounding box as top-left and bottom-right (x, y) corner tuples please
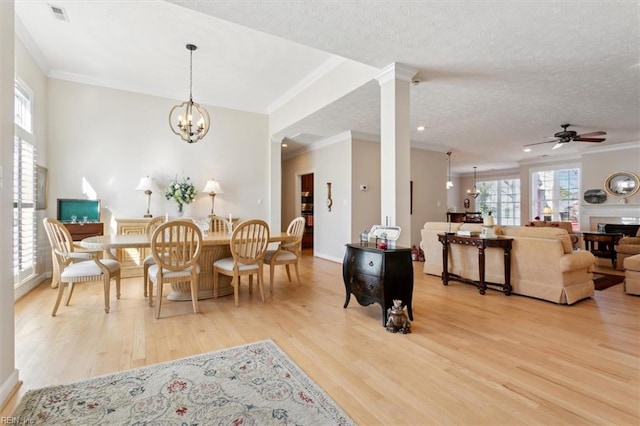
(614, 228), (640, 270)
(523, 220), (580, 249)
(420, 222), (596, 304)
(623, 254), (640, 295)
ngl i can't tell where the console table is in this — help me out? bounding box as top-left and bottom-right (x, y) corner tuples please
(342, 243), (414, 326)
(438, 233), (513, 295)
(582, 232), (623, 267)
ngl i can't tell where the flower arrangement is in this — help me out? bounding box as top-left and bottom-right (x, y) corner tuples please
(165, 176), (197, 208)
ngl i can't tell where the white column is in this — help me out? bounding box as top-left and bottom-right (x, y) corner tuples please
(375, 63), (417, 248)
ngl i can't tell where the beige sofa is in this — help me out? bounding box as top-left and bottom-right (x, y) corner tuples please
(623, 254), (640, 295)
(420, 222), (596, 304)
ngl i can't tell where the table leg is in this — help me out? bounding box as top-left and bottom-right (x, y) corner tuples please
(478, 245), (486, 295)
(503, 246), (512, 295)
(441, 237), (450, 286)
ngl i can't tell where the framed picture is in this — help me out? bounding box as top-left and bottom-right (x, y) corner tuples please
(36, 165), (48, 210)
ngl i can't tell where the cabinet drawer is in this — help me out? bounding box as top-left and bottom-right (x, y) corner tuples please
(348, 250), (382, 275)
(63, 223), (104, 241)
(351, 273), (383, 299)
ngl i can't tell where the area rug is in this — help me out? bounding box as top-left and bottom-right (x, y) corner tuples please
(12, 340), (354, 425)
(593, 273), (625, 291)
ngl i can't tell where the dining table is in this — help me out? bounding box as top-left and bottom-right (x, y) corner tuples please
(80, 230), (293, 301)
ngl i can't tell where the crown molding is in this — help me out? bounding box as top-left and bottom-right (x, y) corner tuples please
(15, 16), (50, 74)
(267, 56), (345, 114)
(375, 63), (418, 85)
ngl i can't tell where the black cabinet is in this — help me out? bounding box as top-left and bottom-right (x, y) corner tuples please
(342, 243), (414, 326)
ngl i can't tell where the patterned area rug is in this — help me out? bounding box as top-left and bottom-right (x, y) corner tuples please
(13, 340), (354, 425)
(593, 273), (625, 291)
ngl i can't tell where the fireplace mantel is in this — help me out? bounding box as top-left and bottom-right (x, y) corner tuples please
(581, 203), (640, 231)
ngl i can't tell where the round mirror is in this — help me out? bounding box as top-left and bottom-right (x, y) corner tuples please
(604, 171), (639, 197)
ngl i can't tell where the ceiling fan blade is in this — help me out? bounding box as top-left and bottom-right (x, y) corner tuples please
(574, 137), (606, 142)
(577, 131), (606, 138)
(523, 140), (558, 147)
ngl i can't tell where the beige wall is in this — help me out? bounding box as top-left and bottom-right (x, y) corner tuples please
(581, 144), (640, 205)
(46, 79), (271, 234)
(351, 138), (381, 242)
(410, 148), (448, 247)
(1, 0), (18, 408)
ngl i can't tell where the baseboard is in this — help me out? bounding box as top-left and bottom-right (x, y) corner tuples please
(314, 252), (343, 264)
(14, 273), (50, 301)
(0, 369), (20, 412)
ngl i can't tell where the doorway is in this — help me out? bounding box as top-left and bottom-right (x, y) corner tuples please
(300, 173), (314, 249)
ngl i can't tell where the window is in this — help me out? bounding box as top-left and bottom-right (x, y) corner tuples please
(14, 80), (37, 286)
(531, 165), (580, 228)
(476, 178), (521, 226)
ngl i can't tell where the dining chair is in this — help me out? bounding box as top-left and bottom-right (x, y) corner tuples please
(212, 219), (270, 307)
(264, 216), (306, 293)
(209, 216), (231, 233)
(142, 216), (166, 297)
(147, 220), (203, 319)
(43, 217), (121, 316)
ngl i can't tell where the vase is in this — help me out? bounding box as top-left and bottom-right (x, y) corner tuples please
(176, 204), (184, 217)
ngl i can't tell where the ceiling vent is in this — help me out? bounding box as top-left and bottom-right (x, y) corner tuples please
(49, 4), (69, 22)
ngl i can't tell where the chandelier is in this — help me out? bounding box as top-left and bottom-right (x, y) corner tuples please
(446, 151), (453, 189)
(169, 44), (210, 144)
(467, 166), (480, 199)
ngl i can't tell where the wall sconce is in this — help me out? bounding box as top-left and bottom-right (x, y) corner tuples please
(202, 179), (223, 217)
(135, 176), (155, 217)
(542, 207), (553, 221)
(467, 166), (480, 199)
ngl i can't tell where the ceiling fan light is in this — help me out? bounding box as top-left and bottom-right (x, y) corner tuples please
(552, 143), (563, 150)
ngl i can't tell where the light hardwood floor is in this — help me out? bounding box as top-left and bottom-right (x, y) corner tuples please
(2, 252), (639, 425)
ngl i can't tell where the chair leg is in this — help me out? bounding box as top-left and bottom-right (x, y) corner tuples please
(51, 282), (66, 316)
(155, 280), (163, 319)
(190, 275), (199, 314)
(257, 267), (265, 302)
(285, 265), (292, 282)
(148, 277), (154, 307)
(115, 275), (121, 299)
(248, 275), (253, 293)
(65, 282), (75, 306)
(103, 275), (110, 313)
(213, 268), (219, 299)
(270, 264), (275, 293)
(143, 264), (149, 297)
(294, 262), (302, 285)
(232, 276), (239, 307)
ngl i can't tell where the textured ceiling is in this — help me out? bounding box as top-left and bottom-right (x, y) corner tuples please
(15, 0), (640, 174)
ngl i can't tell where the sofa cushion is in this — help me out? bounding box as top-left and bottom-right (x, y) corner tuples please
(502, 226), (573, 254)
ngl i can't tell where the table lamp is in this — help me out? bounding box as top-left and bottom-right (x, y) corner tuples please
(542, 207), (552, 222)
(135, 176), (155, 217)
(202, 180), (223, 217)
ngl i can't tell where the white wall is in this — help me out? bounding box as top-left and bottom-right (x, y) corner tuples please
(46, 79), (271, 235)
(1, 0), (19, 409)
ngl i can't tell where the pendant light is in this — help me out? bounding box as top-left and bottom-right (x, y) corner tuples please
(467, 166), (480, 199)
(446, 151), (453, 189)
(169, 44), (210, 144)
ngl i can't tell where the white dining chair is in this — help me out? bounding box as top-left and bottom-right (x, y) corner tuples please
(212, 219), (270, 307)
(147, 220), (203, 319)
(264, 216), (306, 292)
(43, 217), (121, 316)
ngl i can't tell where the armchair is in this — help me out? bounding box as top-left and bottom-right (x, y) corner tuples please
(615, 228), (640, 270)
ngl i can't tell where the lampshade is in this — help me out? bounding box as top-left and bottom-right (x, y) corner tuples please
(542, 207), (552, 215)
(135, 176), (154, 192)
(202, 180), (223, 194)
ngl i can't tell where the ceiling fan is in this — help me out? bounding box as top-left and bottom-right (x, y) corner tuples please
(525, 124), (606, 150)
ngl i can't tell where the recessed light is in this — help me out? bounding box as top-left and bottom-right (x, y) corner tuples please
(281, 142), (288, 148)
(417, 126), (425, 131)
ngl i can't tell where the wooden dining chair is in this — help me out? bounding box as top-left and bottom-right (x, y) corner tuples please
(43, 217), (121, 316)
(212, 219), (270, 307)
(147, 220), (203, 319)
(264, 216), (306, 292)
(209, 216), (231, 233)
(142, 216), (166, 297)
